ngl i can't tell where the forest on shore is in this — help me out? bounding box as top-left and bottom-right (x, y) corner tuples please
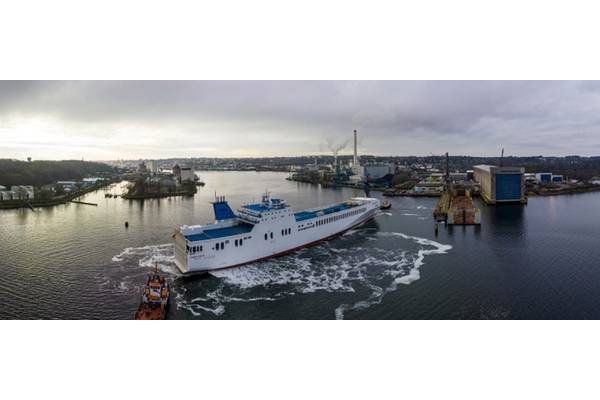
(0, 159), (117, 187)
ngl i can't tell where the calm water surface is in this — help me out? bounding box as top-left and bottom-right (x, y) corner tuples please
(1, 171), (599, 319)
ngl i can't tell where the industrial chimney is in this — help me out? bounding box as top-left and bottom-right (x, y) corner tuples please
(353, 130), (358, 166)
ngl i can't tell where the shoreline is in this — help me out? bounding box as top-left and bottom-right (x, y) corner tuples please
(121, 190), (196, 200)
(0, 181), (112, 210)
(286, 177), (600, 199)
(527, 185), (600, 197)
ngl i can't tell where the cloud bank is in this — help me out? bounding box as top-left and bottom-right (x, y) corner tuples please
(1, 81), (599, 159)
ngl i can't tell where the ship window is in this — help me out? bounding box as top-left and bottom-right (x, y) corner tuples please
(281, 229), (284, 236)
(264, 233), (268, 240)
(270, 232), (273, 239)
(239, 239), (243, 246)
(221, 242), (224, 250)
(200, 246), (203, 251)
(235, 239), (238, 247)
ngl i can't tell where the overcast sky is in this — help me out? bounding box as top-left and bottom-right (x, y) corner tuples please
(1, 81), (599, 160)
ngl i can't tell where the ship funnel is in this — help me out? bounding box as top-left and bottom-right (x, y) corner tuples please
(212, 197), (236, 220)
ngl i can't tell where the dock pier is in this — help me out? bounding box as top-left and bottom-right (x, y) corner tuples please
(70, 200), (98, 206)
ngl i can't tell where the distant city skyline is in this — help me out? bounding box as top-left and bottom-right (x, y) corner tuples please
(1, 81), (599, 160)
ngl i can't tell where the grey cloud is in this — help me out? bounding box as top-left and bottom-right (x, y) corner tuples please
(0, 81), (599, 159)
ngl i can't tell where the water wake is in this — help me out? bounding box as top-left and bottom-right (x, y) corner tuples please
(209, 230), (451, 319)
(111, 243), (177, 274)
(109, 231), (452, 319)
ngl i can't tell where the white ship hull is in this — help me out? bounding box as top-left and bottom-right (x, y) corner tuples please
(173, 195), (380, 274)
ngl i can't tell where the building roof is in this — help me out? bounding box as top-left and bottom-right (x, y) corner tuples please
(473, 165), (494, 172)
(474, 165), (524, 174)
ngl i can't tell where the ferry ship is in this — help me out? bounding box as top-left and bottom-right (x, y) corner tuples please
(173, 194), (380, 274)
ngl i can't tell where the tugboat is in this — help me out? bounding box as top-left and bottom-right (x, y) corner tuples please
(380, 200), (392, 210)
(134, 264), (170, 320)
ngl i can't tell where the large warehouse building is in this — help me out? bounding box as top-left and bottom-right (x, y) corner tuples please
(473, 165), (526, 204)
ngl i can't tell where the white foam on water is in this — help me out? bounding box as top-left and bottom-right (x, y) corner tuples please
(199, 230), (451, 319)
(334, 232), (452, 319)
(106, 243), (179, 294)
(109, 232), (451, 319)
(112, 243), (178, 275)
(388, 233), (452, 285)
(181, 301), (226, 317)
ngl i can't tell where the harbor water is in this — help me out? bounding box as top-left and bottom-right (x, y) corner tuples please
(1, 171), (600, 319)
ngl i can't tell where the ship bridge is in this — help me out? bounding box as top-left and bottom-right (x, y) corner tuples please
(238, 193), (290, 223)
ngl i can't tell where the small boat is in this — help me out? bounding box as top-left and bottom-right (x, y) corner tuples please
(380, 200), (392, 210)
(104, 193), (112, 198)
(134, 264), (170, 320)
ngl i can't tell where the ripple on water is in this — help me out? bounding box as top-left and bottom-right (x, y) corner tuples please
(108, 229), (452, 319)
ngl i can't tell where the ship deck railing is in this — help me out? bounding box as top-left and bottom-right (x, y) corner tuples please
(294, 201), (354, 222)
(185, 223), (253, 242)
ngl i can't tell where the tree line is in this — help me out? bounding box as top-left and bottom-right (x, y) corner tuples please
(0, 159), (117, 187)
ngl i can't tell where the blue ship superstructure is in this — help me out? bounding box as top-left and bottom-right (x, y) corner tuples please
(173, 193), (380, 273)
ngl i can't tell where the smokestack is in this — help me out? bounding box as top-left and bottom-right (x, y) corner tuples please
(353, 130), (358, 165)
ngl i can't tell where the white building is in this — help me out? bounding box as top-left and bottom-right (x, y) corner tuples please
(180, 167), (195, 182)
(82, 177), (105, 185)
(147, 160), (158, 174)
(57, 181), (77, 192)
(0, 185), (35, 200)
(0, 190), (15, 200)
